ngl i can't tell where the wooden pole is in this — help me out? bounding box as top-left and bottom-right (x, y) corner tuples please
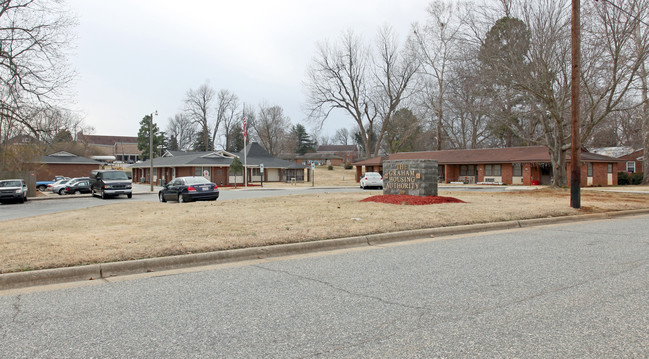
(570, 0), (581, 208)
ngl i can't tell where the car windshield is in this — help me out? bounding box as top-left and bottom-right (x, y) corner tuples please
(185, 177), (211, 185)
(0, 180), (21, 187)
(104, 171), (129, 180)
(365, 173), (381, 178)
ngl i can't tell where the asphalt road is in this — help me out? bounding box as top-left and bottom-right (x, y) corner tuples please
(1, 215), (647, 357)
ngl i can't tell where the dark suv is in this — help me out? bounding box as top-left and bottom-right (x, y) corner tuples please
(90, 170), (133, 199)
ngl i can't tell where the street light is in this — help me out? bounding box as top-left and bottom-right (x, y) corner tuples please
(150, 110), (158, 192)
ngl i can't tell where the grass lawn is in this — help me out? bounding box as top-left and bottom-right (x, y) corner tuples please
(2, 184), (649, 273)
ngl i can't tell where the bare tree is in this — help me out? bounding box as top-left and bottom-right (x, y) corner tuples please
(305, 28), (417, 158)
(333, 128), (350, 145)
(184, 81), (215, 151)
(412, 1), (469, 150)
(467, 0), (649, 186)
(0, 0), (76, 142)
(305, 30), (375, 158)
(166, 113), (196, 151)
(213, 89), (239, 150)
(445, 58), (492, 149)
(252, 103), (290, 156)
(373, 26), (420, 155)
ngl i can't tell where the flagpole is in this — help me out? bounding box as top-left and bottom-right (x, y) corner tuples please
(243, 117), (248, 188)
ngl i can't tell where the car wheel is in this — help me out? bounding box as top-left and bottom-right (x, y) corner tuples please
(37, 185), (46, 192)
(178, 194), (185, 203)
(74, 190), (81, 195)
(58, 189), (64, 195)
(101, 190), (106, 199)
(127, 193), (132, 199)
(159, 192), (166, 202)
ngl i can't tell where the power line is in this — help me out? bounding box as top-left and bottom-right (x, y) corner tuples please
(595, 0), (649, 27)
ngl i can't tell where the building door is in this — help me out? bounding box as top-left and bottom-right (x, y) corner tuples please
(540, 165), (552, 185)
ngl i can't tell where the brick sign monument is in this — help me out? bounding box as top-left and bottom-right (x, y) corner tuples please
(382, 159), (439, 197)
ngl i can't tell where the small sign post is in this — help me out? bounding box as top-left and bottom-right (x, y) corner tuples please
(311, 163), (315, 187)
(260, 164), (264, 187)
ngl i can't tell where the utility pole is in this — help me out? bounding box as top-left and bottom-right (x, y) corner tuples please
(150, 111), (157, 192)
(570, 0), (581, 208)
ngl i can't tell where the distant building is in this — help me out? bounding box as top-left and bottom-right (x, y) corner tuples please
(316, 145), (358, 164)
(80, 134), (140, 163)
(353, 146), (622, 187)
(35, 151), (102, 180)
(617, 149), (644, 174)
(130, 142), (308, 186)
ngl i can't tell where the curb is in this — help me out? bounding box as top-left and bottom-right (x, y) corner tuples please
(2, 208), (649, 291)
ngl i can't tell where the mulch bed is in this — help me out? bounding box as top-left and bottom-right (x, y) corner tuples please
(361, 194), (466, 205)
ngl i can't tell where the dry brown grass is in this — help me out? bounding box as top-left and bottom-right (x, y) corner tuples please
(2, 188), (649, 273)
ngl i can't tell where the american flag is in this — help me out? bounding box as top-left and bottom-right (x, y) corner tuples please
(243, 117), (247, 141)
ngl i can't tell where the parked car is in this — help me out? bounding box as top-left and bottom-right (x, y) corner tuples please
(51, 178), (72, 194)
(36, 175), (67, 192)
(360, 172), (383, 189)
(90, 169), (132, 199)
(158, 176), (219, 203)
(61, 178), (91, 195)
(0, 179), (28, 204)
(56, 177), (89, 195)
(47, 178), (71, 193)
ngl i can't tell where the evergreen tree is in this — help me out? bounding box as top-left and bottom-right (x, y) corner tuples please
(227, 124), (244, 153)
(292, 123), (315, 155)
(52, 129), (73, 143)
(192, 128), (214, 151)
(230, 156), (243, 188)
(137, 114), (164, 160)
(167, 135), (179, 151)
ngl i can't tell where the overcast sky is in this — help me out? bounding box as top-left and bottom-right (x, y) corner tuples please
(67, 0), (428, 142)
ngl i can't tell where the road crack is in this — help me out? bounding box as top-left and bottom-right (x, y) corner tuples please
(2, 295), (21, 341)
(252, 264), (425, 311)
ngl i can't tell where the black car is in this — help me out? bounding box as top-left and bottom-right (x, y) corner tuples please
(62, 179), (92, 195)
(0, 179), (28, 204)
(159, 176), (219, 203)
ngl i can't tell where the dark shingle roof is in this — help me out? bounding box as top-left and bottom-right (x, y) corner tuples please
(130, 142), (307, 169)
(41, 151), (102, 165)
(353, 146), (620, 166)
(317, 145), (357, 152)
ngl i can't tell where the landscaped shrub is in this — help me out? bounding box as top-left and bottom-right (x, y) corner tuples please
(327, 164), (334, 170)
(344, 162), (353, 170)
(618, 171), (629, 185)
(618, 171), (643, 185)
(630, 172), (644, 185)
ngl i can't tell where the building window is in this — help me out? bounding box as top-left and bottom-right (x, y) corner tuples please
(626, 161), (635, 173)
(460, 165), (475, 177)
(513, 163), (522, 177)
(608, 164), (613, 174)
(251, 168), (261, 176)
(587, 163), (593, 177)
(484, 164), (501, 176)
(195, 167), (210, 177)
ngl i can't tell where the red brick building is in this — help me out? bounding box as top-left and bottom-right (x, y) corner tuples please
(36, 151), (102, 180)
(353, 146), (621, 186)
(618, 149), (644, 174)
